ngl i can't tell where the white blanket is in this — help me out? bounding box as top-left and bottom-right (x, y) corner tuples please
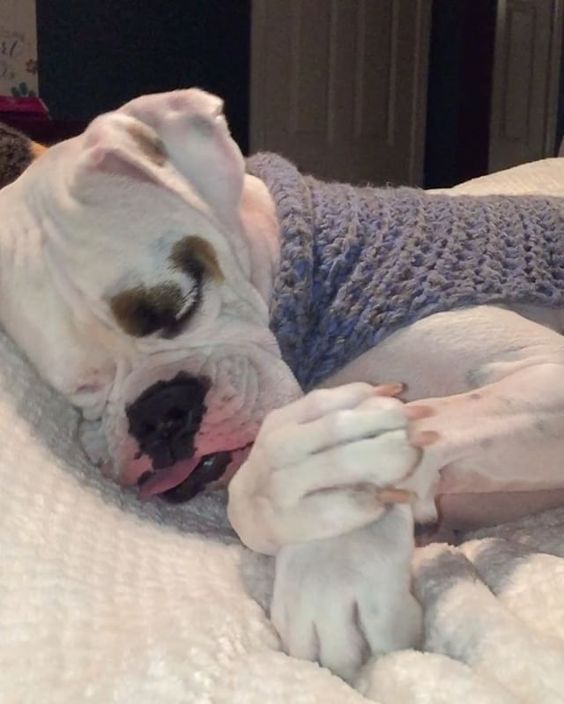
(3, 159), (564, 704)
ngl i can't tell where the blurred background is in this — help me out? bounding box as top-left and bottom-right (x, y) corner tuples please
(2, 0), (563, 188)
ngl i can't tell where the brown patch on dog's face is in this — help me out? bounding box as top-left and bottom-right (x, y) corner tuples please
(125, 123), (167, 166)
(170, 235), (223, 281)
(108, 237), (222, 339)
(109, 283), (188, 337)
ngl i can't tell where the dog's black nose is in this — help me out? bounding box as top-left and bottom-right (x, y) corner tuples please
(126, 372), (210, 469)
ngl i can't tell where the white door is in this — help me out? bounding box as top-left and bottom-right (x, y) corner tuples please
(250, 0), (432, 185)
(489, 0), (564, 171)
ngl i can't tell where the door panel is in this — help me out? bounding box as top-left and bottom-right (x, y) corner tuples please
(251, 0), (432, 185)
(489, 0), (563, 171)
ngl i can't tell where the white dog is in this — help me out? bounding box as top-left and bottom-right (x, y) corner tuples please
(3, 89), (564, 683)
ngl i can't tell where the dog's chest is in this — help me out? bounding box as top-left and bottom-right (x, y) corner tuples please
(317, 302), (564, 402)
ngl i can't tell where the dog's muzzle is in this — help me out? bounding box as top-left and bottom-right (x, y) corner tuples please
(126, 372), (231, 501)
(127, 372), (208, 470)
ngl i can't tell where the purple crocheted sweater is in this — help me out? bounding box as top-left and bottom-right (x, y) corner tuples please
(246, 153), (564, 391)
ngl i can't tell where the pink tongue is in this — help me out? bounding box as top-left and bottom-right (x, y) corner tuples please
(138, 456), (202, 500)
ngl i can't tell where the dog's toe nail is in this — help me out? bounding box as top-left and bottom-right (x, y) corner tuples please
(411, 430), (440, 447)
(374, 382), (404, 397)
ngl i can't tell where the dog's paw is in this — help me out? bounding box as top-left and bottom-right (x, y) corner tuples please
(228, 383), (428, 553)
(271, 507), (423, 683)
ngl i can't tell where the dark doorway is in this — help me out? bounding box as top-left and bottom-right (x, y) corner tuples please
(424, 0), (497, 188)
(36, 0), (251, 153)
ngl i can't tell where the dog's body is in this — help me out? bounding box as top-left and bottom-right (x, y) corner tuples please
(4, 89), (564, 682)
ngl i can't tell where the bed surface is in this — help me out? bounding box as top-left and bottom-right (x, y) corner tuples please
(3, 158), (564, 703)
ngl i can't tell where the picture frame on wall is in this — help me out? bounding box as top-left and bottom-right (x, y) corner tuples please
(0, 0), (38, 98)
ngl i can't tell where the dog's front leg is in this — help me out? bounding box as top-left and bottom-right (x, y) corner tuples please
(402, 359), (564, 522)
(270, 507), (422, 683)
(228, 382), (429, 680)
(228, 382), (431, 554)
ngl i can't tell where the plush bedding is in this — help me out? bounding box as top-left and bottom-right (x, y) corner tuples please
(2, 158), (564, 703)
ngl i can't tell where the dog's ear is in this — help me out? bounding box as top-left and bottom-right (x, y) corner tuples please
(72, 90), (246, 230)
(72, 113), (170, 192)
(158, 109), (245, 229)
(0, 123), (46, 188)
(119, 89), (245, 229)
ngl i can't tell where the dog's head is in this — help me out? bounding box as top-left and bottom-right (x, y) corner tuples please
(0, 89), (301, 499)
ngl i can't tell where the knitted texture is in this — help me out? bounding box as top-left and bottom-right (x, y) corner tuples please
(247, 153), (564, 390)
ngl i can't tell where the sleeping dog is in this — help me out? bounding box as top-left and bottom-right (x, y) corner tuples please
(3, 88), (564, 683)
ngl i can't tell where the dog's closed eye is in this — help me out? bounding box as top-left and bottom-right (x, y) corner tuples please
(108, 235), (222, 338)
(109, 282), (199, 338)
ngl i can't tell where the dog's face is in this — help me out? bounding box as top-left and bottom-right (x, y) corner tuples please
(0, 89), (301, 499)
